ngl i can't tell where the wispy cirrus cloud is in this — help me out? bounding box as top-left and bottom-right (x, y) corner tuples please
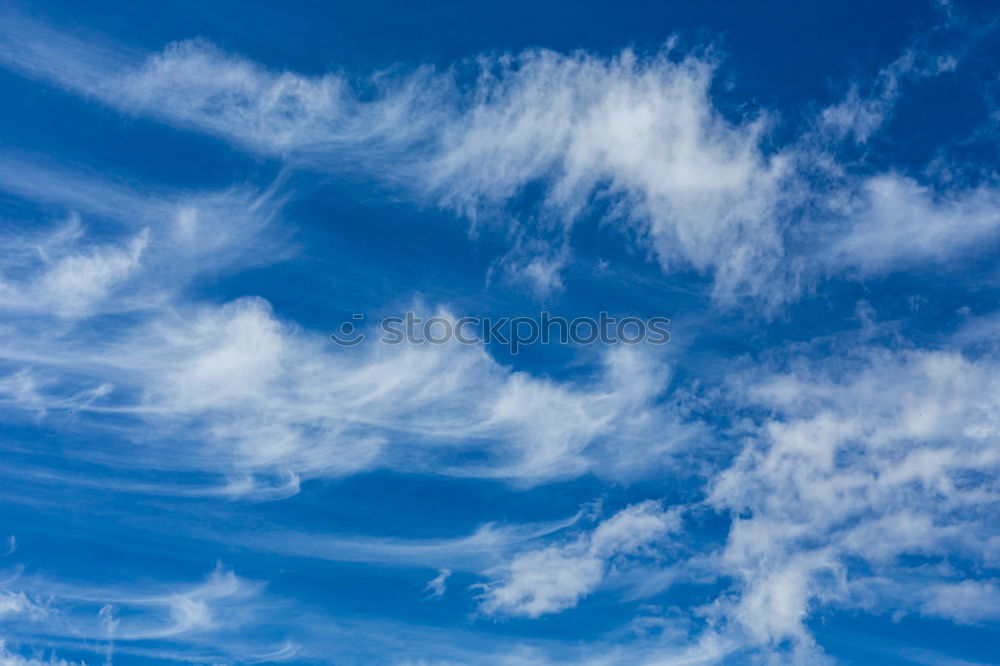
(0, 155), (287, 319)
(477, 500), (681, 618)
(231, 510), (583, 572)
(700, 343), (1000, 658)
(0, 563), (297, 664)
(9, 9), (996, 307)
(0, 4), (999, 665)
(0, 296), (694, 496)
(0, 11), (789, 302)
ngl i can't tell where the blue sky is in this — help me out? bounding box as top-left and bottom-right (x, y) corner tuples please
(0, 0), (999, 664)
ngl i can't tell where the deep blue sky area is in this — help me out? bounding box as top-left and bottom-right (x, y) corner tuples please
(0, 1), (999, 665)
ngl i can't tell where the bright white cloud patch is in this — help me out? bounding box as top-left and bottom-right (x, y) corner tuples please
(823, 173), (1000, 275)
(0, 157), (286, 319)
(705, 347), (1000, 655)
(0, 296), (690, 494)
(0, 219), (148, 318)
(478, 501), (680, 617)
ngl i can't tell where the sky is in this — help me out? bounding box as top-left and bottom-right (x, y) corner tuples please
(0, 0), (999, 664)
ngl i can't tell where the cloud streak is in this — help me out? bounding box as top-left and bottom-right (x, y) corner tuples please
(5, 9), (995, 306)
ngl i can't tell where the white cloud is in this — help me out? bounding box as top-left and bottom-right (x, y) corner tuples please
(2, 10), (996, 306)
(820, 46), (958, 144)
(704, 346), (1000, 655)
(424, 569), (452, 598)
(478, 501), (680, 617)
(0, 156), (286, 320)
(921, 580), (1000, 624)
(0, 297), (693, 496)
(0, 153), (696, 499)
(422, 48), (789, 306)
(0, 564), (292, 663)
(0, 592), (44, 621)
(0, 641), (85, 666)
(235, 511), (581, 572)
(822, 173), (1000, 275)
(0, 13), (793, 304)
(119, 41), (791, 306)
(0, 221), (148, 318)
